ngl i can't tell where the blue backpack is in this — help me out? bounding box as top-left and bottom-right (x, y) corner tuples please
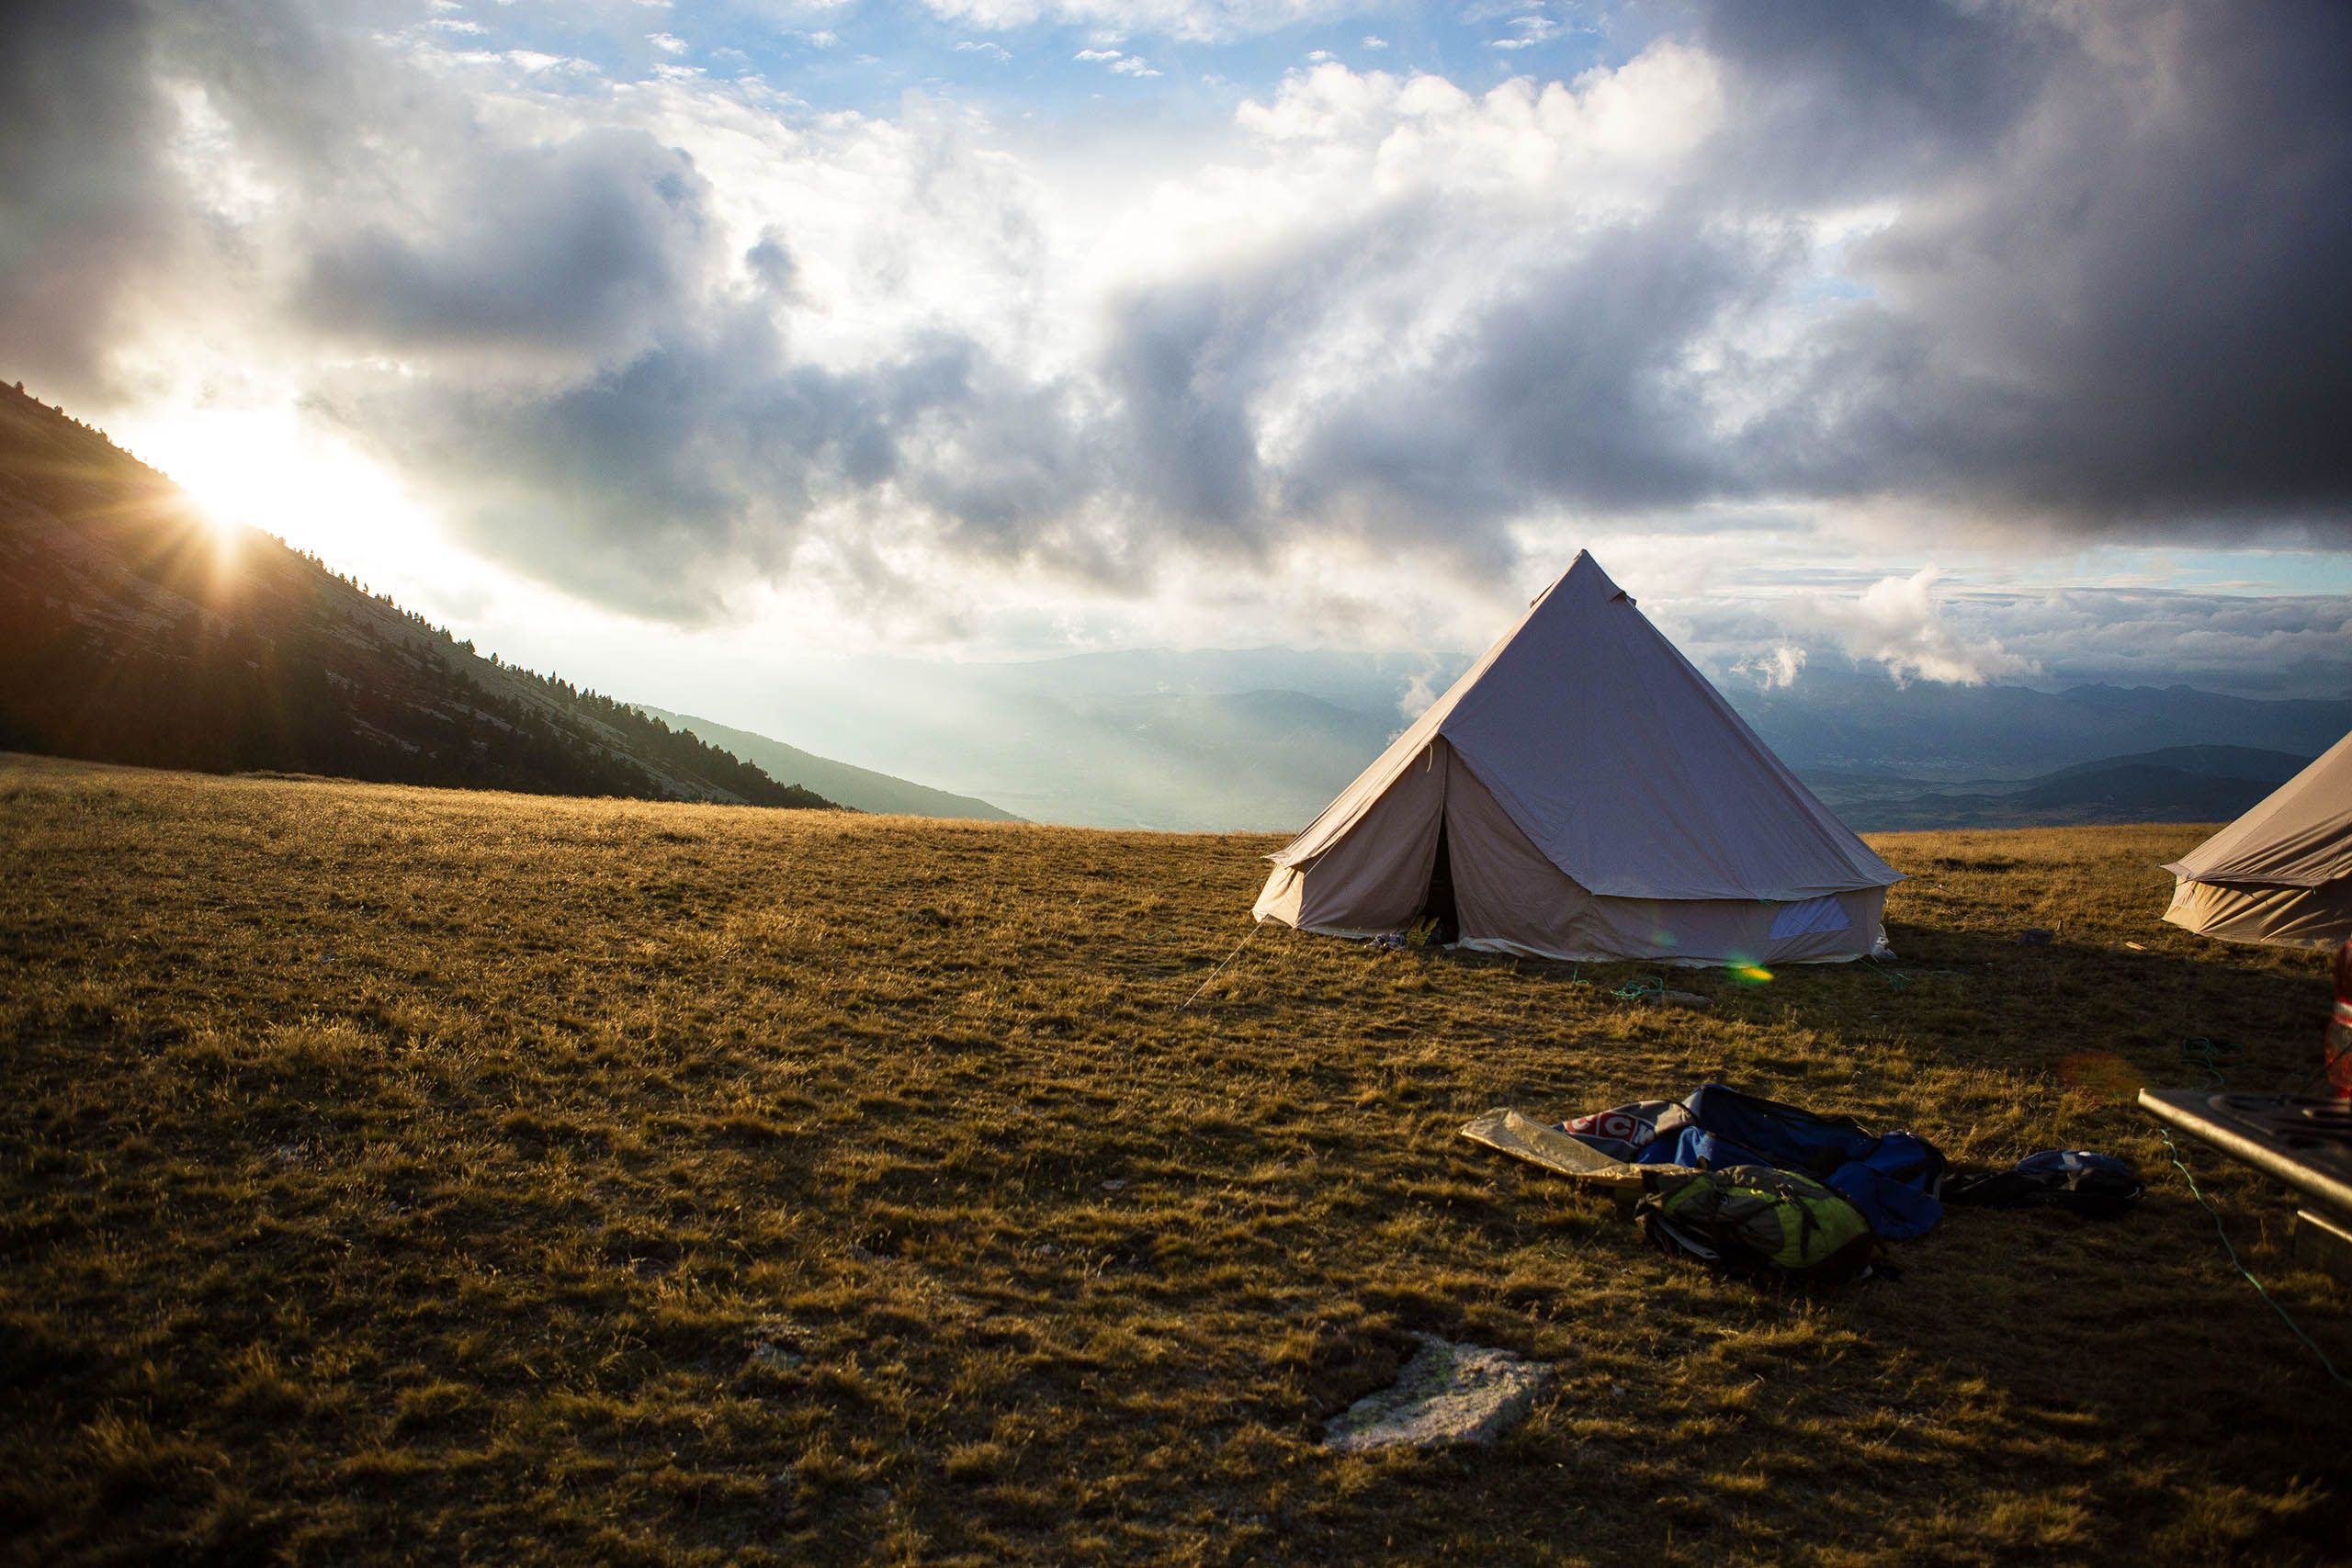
(1634, 1084), (1950, 1241)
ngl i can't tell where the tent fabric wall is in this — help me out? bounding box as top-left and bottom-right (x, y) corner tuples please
(1251, 552), (1900, 965)
(1455, 886), (1889, 967)
(2164, 728), (2352, 948)
(1437, 574), (1893, 902)
(1252, 738), (1892, 964)
(1283, 744), (1449, 934)
(2165, 874), (2352, 950)
(1441, 744), (1596, 953)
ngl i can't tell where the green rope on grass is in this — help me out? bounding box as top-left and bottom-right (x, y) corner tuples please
(2181, 1036), (2242, 1090)
(2158, 1127), (2349, 1389)
(1611, 974), (1667, 1001)
(2180, 1032), (2328, 1096)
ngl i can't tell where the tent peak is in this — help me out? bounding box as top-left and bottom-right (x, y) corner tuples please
(1540, 549), (1630, 607)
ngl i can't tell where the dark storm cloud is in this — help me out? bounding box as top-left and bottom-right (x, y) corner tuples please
(887, 343), (1107, 565)
(1272, 210), (1806, 541)
(334, 314), (873, 618)
(745, 231), (798, 299)
(1091, 197), (1793, 564)
(1686, 0), (2054, 200)
(1720, 0), (2352, 534)
(1102, 276), (1276, 541)
(338, 313), (1104, 619)
(158, 0), (416, 176)
(0, 0), (473, 392)
(298, 130), (710, 360)
(0, 0), (175, 400)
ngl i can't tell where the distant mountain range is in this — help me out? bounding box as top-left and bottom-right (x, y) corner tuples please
(729, 648), (2351, 833)
(0, 382), (836, 808)
(1817, 745), (2315, 831)
(636, 707), (1019, 821)
(1725, 668), (2352, 781)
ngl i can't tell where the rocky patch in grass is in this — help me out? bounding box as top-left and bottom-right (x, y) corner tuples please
(1323, 1336), (1554, 1452)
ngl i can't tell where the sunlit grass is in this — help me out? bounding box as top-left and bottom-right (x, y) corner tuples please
(0, 752), (2344, 1563)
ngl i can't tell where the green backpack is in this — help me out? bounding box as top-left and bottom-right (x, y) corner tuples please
(1641, 1165), (1880, 1283)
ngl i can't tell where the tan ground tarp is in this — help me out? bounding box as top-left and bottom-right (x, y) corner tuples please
(1253, 552), (1900, 964)
(1457, 1108), (1661, 1187)
(2164, 728), (2352, 948)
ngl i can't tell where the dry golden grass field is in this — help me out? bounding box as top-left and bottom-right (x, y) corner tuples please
(2, 751), (2346, 1565)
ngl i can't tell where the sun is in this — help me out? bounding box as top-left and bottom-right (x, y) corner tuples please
(117, 401), (428, 574)
(189, 499), (246, 581)
(181, 486), (245, 556)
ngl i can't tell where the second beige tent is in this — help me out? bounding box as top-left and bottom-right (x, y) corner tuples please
(2164, 728), (2352, 948)
(1253, 552), (1903, 966)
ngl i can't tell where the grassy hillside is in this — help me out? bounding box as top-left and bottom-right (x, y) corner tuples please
(1, 753), (2345, 1564)
(0, 382), (835, 808)
(639, 706), (1021, 822)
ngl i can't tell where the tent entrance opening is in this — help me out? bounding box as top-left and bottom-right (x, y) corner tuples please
(1421, 816), (1460, 944)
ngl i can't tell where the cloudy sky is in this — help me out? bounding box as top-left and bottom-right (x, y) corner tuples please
(6, 0), (2350, 724)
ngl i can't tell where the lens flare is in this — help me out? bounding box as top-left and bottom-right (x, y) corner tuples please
(2058, 1051), (2140, 1102)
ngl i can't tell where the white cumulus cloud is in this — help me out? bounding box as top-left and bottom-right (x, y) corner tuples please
(1799, 569), (2039, 686)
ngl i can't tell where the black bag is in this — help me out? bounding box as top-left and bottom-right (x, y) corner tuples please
(1942, 1149), (2141, 1219)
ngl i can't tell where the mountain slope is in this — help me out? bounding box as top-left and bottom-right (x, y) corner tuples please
(0, 382), (837, 807)
(639, 707), (1020, 821)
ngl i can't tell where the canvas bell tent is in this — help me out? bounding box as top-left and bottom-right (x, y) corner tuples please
(2163, 728), (2352, 948)
(1252, 552), (1902, 966)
